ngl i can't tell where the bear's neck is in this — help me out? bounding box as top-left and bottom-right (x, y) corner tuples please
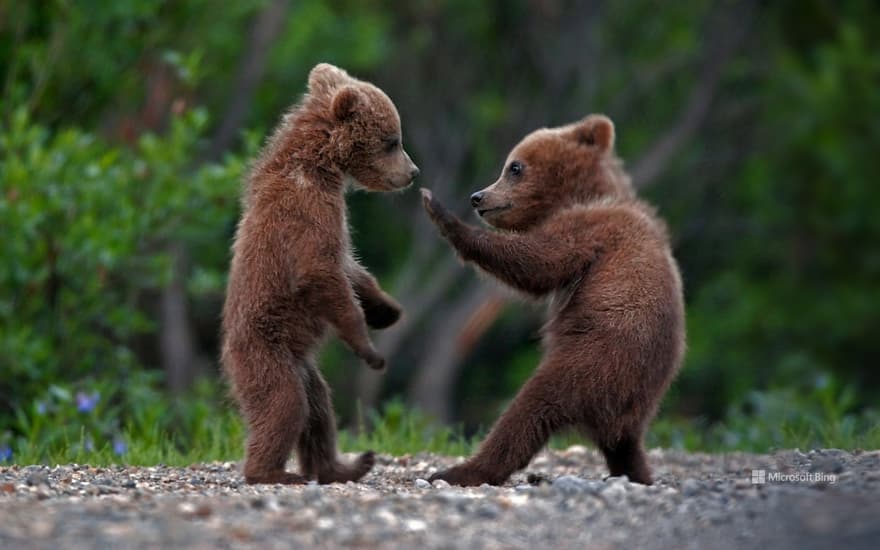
(255, 106), (347, 191)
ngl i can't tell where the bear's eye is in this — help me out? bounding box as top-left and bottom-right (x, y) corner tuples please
(384, 137), (400, 153)
(508, 161), (523, 177)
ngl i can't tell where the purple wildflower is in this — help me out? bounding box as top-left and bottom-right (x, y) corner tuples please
(0, 444), (12, 462)
(113, 437), (127, 456)
(76, 391), (100, 413)
(36, 401), (47, 415)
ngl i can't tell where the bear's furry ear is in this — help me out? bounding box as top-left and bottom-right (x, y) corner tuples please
(308, 63), (351, 96)
(572, 115), (615, 151)
(331, 86), (361, 121)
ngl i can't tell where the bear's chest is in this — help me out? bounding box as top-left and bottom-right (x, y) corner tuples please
(547, 275), (583, 319)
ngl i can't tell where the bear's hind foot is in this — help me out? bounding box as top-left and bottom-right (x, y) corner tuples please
(316, 451), (376, 484)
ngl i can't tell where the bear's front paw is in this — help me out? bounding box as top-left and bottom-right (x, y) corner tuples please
(359, 349), (386, 371)
(363, 298), (402, 330)
(428, 465), (499, 487)
(420, 187), (435, 206)
(420, 188), (453, 228)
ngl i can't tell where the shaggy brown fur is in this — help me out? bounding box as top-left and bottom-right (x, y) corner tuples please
(421, 114), (685, 486)
(221, 63), (419, 485)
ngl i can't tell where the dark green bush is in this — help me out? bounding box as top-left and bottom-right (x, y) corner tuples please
(0, 108), (244, 451)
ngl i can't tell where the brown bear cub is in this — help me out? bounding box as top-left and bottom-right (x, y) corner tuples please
(421, 115), (685, 486)
(222, 63), (419, 484)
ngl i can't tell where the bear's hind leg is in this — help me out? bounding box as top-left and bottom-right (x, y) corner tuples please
(429, 366), (569, 486)
(297, 362), (375, 484)
(235, 349), (310, 485)
(599, 431), (653, 485)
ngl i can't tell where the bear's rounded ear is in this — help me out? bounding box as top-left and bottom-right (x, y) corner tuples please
(572, 114), (615, 152)
(331, 86), (361, 121)
(308, 63), (351, 96)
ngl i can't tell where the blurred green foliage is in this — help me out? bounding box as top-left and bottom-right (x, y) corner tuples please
(681, 8), (880, 420)
(1, 0), (879, 464)
(0, 108), (244, 421)
(8, 376), (247, 466)
(650, 376), (880, 452)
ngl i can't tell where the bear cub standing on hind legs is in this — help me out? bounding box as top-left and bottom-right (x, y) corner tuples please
(222, 63), (419, 484)
(421, 114), (685, 486)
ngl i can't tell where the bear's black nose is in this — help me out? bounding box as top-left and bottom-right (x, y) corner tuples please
(470, 191), (484, 208)
(410, 166), (420, 179)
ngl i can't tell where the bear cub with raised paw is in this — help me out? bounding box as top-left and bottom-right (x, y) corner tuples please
(422, 114), (685, 486)
(222, 63), (419, 485)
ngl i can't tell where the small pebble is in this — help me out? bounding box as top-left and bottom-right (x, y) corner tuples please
(26, 472), (50, 487)
(475, 503), (501, 519)
(680, 479), (700, 497)
(404, 519), (427, 532)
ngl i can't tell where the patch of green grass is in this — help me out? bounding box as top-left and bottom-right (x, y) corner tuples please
(649, 380), (880, 452)
(9, 419), (246, 467)
(339, 398), (476, 457)
(3, 376), (878, 467)
(2, 376), (248, 467)
(2, 392), (475, 467)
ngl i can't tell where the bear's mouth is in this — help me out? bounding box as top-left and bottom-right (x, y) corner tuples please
(476, 205), (511, 217)
(386, 177), (415, 191)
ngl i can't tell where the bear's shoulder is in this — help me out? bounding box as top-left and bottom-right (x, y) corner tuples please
(543, 200), (666, 241)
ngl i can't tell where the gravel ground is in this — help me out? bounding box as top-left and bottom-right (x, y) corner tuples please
(1, 447), (878, 549)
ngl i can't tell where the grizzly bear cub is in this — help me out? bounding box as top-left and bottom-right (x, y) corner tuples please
(222, 63), (419, 484)
(421, 114), (685, 485)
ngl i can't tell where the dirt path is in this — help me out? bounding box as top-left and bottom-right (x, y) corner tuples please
(1, 448), (878, 549)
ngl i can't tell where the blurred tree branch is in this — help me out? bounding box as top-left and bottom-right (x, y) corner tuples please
(630, 1), (756, 188)
(409, 284), (507, 421)
(202, 0), (290, 162)
(356, 256), (466, 411)
(161, 243), (198, 393)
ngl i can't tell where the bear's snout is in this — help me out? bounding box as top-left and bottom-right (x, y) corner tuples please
(470, 191), (484, 208)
